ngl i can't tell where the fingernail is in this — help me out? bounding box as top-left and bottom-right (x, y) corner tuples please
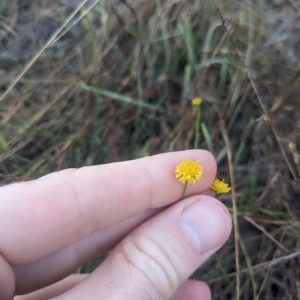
(180, 199), (231, 253)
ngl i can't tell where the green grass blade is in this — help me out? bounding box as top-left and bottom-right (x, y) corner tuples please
(79, 81), (159, 110)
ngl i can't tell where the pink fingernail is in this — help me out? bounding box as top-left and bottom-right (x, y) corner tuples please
(180, 199), (231, 253)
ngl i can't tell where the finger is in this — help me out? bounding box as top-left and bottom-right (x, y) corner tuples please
(15, 277), (209, 300)
(0, 150), (216, 265)
(0, 254), (14, 300)
(170, 280), (211, 300)
(14, 192), (212, 294)
(14, 274), (88, 300)
(54, 196), (231, 300)
(14, 196), (208, 294)
(200, 188), (215, 197)
(14, 208), (162, 295)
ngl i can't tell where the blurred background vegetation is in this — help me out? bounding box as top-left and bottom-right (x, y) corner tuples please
(1, 0), (300, 299)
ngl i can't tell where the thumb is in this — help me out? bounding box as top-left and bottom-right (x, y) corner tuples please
(55, 196), (232, 300)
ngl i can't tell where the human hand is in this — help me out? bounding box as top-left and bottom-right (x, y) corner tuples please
(0, 150), (232, 300)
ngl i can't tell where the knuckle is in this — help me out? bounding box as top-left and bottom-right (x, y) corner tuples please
(120, 234), (180, 299)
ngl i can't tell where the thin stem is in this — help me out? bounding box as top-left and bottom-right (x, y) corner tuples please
(214, 103), (240, 300)
(181, 181), (188, 199)
(194, 106), (201, 149)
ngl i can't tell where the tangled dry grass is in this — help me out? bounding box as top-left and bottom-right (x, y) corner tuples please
(1, 0), (300, 299)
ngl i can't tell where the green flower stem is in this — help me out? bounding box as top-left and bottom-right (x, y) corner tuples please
(181, 181), (188, 200)
(194, 105), (201, 149)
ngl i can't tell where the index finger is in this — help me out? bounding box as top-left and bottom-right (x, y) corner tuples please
(0, 150), (216, 265)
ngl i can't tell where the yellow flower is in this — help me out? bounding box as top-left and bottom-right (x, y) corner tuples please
(191, 97), (202, 106)
(175, 159), (204, 184)
(210, 179), (231, 194)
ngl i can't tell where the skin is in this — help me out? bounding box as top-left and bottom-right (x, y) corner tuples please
(0, 150), (232, 300)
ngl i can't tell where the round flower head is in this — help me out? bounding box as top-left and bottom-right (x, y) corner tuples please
(175, 159), (204, 184)
(210, 179), (231, 194)
(191, 97), (202, 106)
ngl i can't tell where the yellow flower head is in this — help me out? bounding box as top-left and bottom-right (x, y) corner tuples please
(210, 179), (231, 194)
(191, 97), (202, 106)
(175, 159), (204, 184)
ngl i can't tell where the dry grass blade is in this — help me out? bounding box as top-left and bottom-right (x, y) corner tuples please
(18, 86), (74, 136)
(0, 0), (94, 102)
(243, 215), (291, 254)
(270, 67), (300, 113)
(238, 232), (257, 300)
(0, 173), (34, 182)
(207, 251), (300, 283)
(211, 0), (298, 181)
(214, 104), (240, 299)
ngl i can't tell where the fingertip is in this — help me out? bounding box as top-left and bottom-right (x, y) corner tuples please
(180, 196), (232, 253)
